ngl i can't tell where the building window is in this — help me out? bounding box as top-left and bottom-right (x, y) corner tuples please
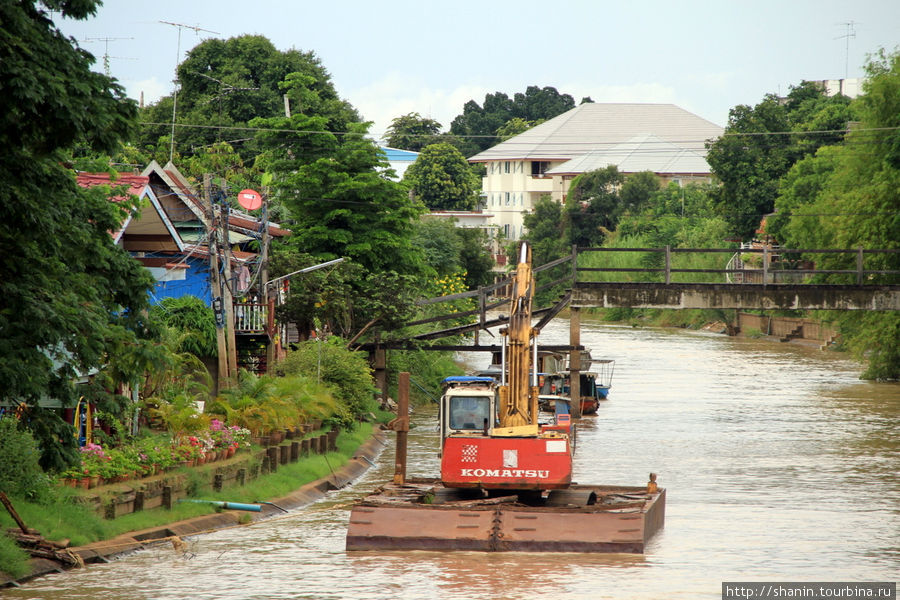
(505, 192), (511, 205)
(504, 161), (510, 174)
(531, 161), (550, 177)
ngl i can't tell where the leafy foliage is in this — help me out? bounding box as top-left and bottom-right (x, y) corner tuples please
(762, 50), (900, 379)
(273, 338), (376, 422)
(0, 1), (157, 471)
(522, 196), (570, 305)
(385, 112), (443, 151)
(449, 86), (576, 155)
(255, 113), (427, 278)
(404, 143), (480, 210)
(150, 296), (218, 357)
(139, 35), (359, 162)
(564, 166), (625, 246)
(0, 417), (52, 503)
(706, 81), (855, 239)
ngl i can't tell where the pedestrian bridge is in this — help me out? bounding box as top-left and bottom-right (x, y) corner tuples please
(568, 246), (900, 311)
(399, 246), (900, 347)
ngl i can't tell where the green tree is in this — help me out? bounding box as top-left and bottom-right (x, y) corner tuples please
(449, 86), (576, 155)
(456, 227), (496, 289)
(385, 112), (443, 151)
(404, 143), (480, 210)
(564, 166), (625, 246)
(269, 251), (359, 340)
(522, 196), (570, 304)
(619, 171), (661, 214)
(414, 218), (464, 276)
(496, 117), (543, 141)
(149, 296), (218, 357)
(765, 50), (900, 380)
(412, 218), (495, 290)
(1, 0), (157, 471)
(706, 82), (855, 239)
(139, 35), (359, 162)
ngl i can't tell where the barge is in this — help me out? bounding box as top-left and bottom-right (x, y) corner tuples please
(347, 478), (665, 553)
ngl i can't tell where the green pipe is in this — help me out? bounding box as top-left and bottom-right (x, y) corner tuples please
(177, 499), (262, 512)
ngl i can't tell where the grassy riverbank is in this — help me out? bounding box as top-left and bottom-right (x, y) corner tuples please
(586, 307), (733, 330)
(0, 422), (375, 579)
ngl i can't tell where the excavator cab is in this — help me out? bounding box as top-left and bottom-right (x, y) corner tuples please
(439, 376), (497, 444)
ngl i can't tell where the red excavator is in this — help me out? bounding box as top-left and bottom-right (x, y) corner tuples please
(346, 242), (664, 553)
(438, 242), (572, 491)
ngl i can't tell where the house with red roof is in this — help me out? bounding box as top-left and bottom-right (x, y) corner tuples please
(75, 171), (190, 281)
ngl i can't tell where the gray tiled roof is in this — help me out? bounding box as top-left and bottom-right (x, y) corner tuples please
(545, 133), (713, 175)
(468, 103), (723, 162)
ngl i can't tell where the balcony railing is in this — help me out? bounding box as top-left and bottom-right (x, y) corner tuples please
(233, 302), (268, 333)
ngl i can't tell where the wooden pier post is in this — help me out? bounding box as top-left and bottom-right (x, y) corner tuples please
(569, 307), (582, 418)
(393, 372), (410, 485)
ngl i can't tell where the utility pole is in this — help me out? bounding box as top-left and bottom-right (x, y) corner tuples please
(217, 190), (239, 377)
(204, 175), (229, 388)
(260, 191), (276, 370)
(159, 21), (219, 162)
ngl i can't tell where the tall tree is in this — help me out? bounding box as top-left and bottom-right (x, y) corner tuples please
(139, 35), (359, 162)
(0, 0), (156, 470)
(619, 171), (661, 214)
(564, 166), (625, 247)
(385, 112), (443, 151)
(449, 86), (576, 155)
(522, 196), (570, 304)
(766, 49), (900, 380)
(403, 143), (480, 210)
(706, 82), (854, 239)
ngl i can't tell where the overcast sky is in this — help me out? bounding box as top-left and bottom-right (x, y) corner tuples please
(57, 0), (898, 142)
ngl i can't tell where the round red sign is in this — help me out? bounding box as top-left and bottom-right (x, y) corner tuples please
(237, 188), (262, 211)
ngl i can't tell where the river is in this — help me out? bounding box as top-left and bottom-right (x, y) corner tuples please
(8, 318), (898, 599)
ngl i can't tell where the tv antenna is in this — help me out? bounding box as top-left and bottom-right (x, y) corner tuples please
(835, 21), (856, 80)
(82, 37), (134, 76)
(159, 21), (220, 162)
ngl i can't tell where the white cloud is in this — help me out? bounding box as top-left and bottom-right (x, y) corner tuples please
(347, 73), (493, 142)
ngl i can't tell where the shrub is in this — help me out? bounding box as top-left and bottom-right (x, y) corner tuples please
(0, 417), (52, 503)
(274, 338), (376, 420)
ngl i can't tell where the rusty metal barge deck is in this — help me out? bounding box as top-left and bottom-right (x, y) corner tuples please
(346, 478), (665, 553)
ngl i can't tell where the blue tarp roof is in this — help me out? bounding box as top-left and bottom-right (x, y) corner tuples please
(380, 146), (419, 162)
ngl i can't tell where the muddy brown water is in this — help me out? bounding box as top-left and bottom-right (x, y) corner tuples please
(8, 319), (898, 599)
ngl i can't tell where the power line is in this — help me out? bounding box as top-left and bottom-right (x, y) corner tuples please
(138, 120), (900, 144)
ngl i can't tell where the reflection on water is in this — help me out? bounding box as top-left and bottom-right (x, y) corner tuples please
(9, 319), (898, 599)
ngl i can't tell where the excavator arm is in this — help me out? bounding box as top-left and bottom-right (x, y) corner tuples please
(495, 242), (540, 436)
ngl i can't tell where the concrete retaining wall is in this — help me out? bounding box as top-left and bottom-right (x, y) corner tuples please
(735, 312), (838, 343)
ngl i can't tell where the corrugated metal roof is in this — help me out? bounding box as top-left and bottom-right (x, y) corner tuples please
(467, 103), (723, 162)
(545, 134), (712, 175)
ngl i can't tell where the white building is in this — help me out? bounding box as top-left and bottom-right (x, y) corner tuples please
(467, 103), (724, 241)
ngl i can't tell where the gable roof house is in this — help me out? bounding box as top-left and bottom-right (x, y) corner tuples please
(141, 160), (290, 305)
(468, 103), (724, 242)
(75, 172), (189, 279)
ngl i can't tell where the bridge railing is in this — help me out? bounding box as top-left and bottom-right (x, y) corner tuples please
(574, 247), (900, 286)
